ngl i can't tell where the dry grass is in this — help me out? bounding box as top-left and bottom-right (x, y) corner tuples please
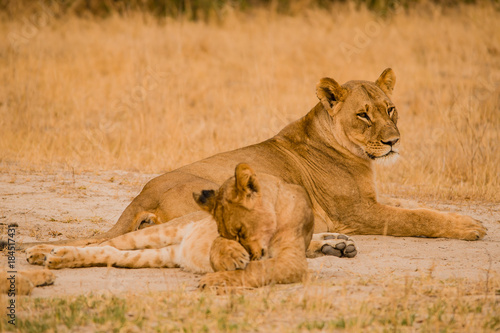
(1, 273), (499, 332)
(1, 2), (499, 202)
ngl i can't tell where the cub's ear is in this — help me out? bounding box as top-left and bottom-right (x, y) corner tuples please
(375, 68), (396, 95)
(235, 163), (260, 197)
(193, 189), (217, 213)
(316, 77), (347, 116)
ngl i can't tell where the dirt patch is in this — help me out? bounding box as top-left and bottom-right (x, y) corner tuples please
(1, 170), (499, 297)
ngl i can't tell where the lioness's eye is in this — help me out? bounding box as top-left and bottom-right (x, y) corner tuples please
(357, 112), (370, 121)
(388, 107), (395, 116)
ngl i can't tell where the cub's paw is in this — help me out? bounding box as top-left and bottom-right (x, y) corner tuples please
(22, 270), (56, 287)
(198, 271), (244, 292)
(449, 214), (487, 241)
(26, 245), (55, 265)
(45, 247), (81, 269)
(199, 272), (228, 289)
(210, 239), (250, 272)
(307, 233), (357, 258)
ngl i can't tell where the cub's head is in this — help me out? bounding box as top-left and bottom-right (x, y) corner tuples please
(193, 163), (276, 261)
(316, 68), (400, 162)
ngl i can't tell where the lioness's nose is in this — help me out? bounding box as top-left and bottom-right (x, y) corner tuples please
(381, 138), (399, 146)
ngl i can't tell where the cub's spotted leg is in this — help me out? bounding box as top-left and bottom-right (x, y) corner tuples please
(306, 233), (357, 258)
(25, 212), (208, 266)
(46, 216), (219, 273)
(45, 245), (181, 269)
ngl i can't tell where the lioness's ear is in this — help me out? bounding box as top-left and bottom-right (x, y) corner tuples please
(235, 163), (260, 196)
(375, 68), (396, 95)
(193, 189), (217, 213)
(316, 77), (347, 116)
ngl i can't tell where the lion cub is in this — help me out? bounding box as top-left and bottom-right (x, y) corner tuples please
(26, 164), (355, 288)
(195, 163), (315, 288)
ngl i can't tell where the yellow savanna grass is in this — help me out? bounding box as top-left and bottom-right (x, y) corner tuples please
(1, 2), (499, 201)
(2, 273), (499, 332)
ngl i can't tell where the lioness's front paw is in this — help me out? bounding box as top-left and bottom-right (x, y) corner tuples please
(210, 240), (250, 272)
(449, 214), (487, 241)
(307, 233), (357, 258)
(45, 247), (81, 269)
(26, 245), (55, 265)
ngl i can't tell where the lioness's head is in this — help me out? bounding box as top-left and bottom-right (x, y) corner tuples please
(316, 68), (400, 162)
(193, 163), (276, 261)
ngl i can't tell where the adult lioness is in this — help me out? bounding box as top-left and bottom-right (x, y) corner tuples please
(22, 68), (486, 250)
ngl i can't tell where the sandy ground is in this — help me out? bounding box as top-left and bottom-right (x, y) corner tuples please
(1, 170), (499, 297)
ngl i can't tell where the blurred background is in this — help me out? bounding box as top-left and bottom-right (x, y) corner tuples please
(1, 0), (499, 201)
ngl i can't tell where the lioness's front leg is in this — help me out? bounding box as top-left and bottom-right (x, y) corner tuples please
(378, 196), (421, 209)
(362, 204), (486, 240)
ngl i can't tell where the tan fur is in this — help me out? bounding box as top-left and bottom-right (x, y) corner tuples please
(0, 270), (55, 295)
(22, 69), (486, 253)
(26, 165), (354, 283)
